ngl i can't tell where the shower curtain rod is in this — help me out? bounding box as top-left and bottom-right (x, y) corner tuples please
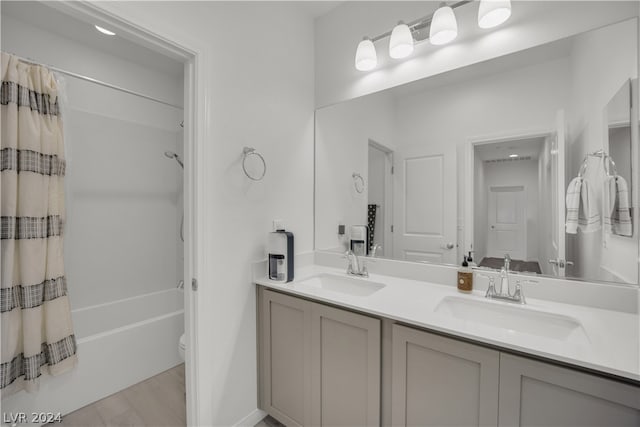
(10, 53), (183, 110)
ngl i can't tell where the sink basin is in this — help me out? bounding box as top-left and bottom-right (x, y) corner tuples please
(435, 296), (588, 343)
(296, 273), (385, 297)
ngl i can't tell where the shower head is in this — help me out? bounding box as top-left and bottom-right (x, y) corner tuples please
(164, 151), (184, 169)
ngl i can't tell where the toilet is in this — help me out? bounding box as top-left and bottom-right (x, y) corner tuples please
(178, 333), (186, 361)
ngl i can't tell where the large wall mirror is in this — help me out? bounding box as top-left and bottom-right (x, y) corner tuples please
(315, 18), (639, 286)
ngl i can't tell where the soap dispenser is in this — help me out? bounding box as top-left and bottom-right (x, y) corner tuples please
(348, 225), (369, 256)
(267, 229), (294, 282)
(457, 256), (473, 292)
(467, 251), (477, 267)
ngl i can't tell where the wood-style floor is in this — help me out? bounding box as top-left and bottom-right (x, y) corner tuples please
(60, 364), (186, 427)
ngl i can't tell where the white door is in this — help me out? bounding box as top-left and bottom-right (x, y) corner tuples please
(393, 144), (457, 264)
(487, 186), (526, 260)
(550, 110), (567, 276)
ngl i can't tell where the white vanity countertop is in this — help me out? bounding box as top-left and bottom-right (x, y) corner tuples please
(256, 265), (640, 383)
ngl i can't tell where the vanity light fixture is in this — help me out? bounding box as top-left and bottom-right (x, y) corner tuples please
(430, 3), (458, 45)
(355, 37), (378, 71)
(389, 22), (414, 59)
(353, 0), (513, 71)
(94, 25), (116, 36)
(478, 0), (512, 29)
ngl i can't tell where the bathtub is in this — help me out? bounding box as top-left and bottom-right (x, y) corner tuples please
(1, 288), (184, 425)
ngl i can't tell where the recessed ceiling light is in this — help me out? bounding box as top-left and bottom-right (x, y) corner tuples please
(509, 154), (519, 158)
(95, 25), (116, 36)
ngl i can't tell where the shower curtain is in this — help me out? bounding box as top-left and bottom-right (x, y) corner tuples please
(1, 53), (77, 394)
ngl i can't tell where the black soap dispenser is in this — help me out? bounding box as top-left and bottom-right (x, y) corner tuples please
(267, 229), (294, 282)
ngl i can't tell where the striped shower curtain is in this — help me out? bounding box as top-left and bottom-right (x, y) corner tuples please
(1, 53), (77, 394)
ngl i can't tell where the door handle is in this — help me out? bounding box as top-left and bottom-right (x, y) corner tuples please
(441, 242), (455, 250)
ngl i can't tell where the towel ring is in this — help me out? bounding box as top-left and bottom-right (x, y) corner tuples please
(352, 173), (365, 194)
(242, 147), (266, 181)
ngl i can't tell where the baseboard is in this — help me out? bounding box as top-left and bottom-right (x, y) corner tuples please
(233, 408), (267, 427)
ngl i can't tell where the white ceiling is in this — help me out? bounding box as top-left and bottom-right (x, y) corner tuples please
(293, 1), (343, 18)
(1, 1), (184, 77)
(475, 136), (546, 162)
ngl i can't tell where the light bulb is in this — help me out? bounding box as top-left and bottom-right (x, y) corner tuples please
(389, 22), (414, 59)
(355, 38), (377, 71)
(478, 0), (512, 29)
(95, 25), (116, 36)
(430, 4), (458, 45)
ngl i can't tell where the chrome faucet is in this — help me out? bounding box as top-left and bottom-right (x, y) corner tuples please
(345, 250), (368, 277)
(497, 254), (511, 295)
(370, 243), (382, 258)
(478, 267), (537, 305)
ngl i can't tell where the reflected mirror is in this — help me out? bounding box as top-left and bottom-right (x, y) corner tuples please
(315, 18), (639, 285)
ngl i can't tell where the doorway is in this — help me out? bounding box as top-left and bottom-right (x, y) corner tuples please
(0, 1), (200, 424)
(367, 140), (393, 257)
(473, 136), (548, 274)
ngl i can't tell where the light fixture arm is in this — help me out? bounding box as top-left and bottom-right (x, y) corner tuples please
(368, 0), (472, 44)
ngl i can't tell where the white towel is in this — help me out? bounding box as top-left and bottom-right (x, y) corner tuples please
(566, 177), (601, 234)
(604, 175), (632, 236)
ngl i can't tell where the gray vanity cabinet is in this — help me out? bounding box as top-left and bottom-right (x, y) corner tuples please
(260, 289), (381, 427)
(391, 324), (500, 427)
(498, 353), (640, 427)
(260, 289), (313, 426)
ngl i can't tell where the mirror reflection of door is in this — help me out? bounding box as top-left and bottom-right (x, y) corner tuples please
(393, 144), (457, 264)
(487, 186), (526, 260)
(367, 141), (393, 257)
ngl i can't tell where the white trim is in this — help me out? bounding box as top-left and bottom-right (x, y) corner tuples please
(35, 2), (208, 425)
(233, 409), (268, 427)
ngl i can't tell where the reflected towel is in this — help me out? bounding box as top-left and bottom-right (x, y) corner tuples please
(566, 177), (601, 234)
(604, 175), (632, 236)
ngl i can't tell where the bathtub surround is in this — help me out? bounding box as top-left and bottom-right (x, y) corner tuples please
(0, 53), (78, 393)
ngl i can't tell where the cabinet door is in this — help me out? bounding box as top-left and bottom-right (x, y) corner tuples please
(499, 353), (640, 427)
(261, 290), (312, 427)
(311, 303), (381, 427)
(391, 325), (499, 427)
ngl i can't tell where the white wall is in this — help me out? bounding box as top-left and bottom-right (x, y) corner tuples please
(567, 18), (638, 284)
(1, 13), (183, 309)
(92, 2), (317, 425)
(315, 1), (639, 107)
(315, 91), (396, 252)
(474, 154), (488, 262)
